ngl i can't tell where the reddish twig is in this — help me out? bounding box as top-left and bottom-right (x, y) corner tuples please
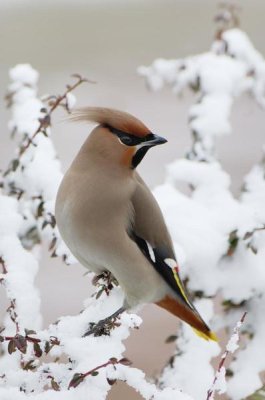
(6, 300), (20, 334)
(0, 258), (20, 334)
(68, 357), (131, 389)
(18, 75), (90, 157)
(206, 312), (247, 400)
(0, 257), (7, 274)
(4, 335), (40, 343)
(0, 331), (60, 358)
(4, 74), (93, 177)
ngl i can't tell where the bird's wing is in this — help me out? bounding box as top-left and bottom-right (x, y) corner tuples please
(131, 173), (175, 255)
(130, 173), (217, 341)
(131, 172), (193, 308)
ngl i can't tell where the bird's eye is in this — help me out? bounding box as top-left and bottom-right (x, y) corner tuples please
(120, 135), (133, 146)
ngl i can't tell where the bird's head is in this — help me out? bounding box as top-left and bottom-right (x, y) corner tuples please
(70, 107), (167, 169)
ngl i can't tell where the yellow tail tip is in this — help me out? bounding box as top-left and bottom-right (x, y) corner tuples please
(208, 331), (219, 342)
(193, 328), (219, 342)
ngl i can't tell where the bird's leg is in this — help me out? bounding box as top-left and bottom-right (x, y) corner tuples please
(83, 306), (125, 337)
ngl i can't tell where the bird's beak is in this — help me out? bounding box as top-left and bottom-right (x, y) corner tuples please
(143, 133), (168, 147)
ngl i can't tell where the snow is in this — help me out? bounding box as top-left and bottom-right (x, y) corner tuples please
(215, 28), (265, 107)
(0, 195), (42, 333)
(9, 64), (39, 86)
(139, 41), (252, 161)
(108, 365), (192, 400)
(65, 92), (77, 111)
(211, 366), (227, 396)
(226, 330), (240, 353)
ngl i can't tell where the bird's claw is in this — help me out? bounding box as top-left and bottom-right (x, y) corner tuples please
(92, 271), (118, 287)
(83, 316), (121, 337)
(83, 307), (125, 337)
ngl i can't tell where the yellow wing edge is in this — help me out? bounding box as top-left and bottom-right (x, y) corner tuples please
(168, 260), (219, 343)
(172, 266), (194, 309)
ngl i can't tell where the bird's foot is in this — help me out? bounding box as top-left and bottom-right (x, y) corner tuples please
(83, 307), (125, 337)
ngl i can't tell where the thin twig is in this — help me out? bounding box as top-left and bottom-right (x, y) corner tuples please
(0, 257), (7, 274)
(206, 311), (247, 400)
(3, 74), (93, 177)
(6, 300), (20, 334)
(19, 75), (90, 157)
(68, 357), (131, 389)
(2, 334), (59, 345)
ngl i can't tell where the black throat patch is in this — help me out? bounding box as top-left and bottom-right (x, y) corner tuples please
(131, 147), (150, 169)
(105, 124), (155, 169)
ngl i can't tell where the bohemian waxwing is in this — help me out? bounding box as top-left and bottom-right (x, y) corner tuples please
(55, 107), (217, 341)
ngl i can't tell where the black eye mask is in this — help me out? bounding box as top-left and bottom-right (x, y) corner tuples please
(105, 124), (167, 169)
(106, 125), (154, 146)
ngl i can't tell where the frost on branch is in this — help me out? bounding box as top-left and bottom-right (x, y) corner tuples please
(0, 65), (193, 400)
(206, 312), (247, 400)
(139, 9), (265, 400)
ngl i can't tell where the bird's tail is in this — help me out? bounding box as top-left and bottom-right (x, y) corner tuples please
(156, 296), (218, 341)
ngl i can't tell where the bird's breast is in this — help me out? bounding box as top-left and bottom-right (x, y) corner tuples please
(55, 167), (135, 271)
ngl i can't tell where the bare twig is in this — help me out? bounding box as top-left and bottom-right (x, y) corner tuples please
(206, 312), (247, 400)
(6, 300), (20, 334)
(215, 2), (241, 39)
(243, 225), (265, 241)
(0, 258), (20, 334)
(68, 357), (131, 389)
(19, 75), (90, 157)
(0, 331), (60, 358)
(4, 74), (92, 177)
(0, 256), (7, 275)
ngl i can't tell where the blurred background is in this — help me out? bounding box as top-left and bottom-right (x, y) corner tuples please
(0, 1), (265, 398)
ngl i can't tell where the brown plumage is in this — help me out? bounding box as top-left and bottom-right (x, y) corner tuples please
(56, 107), (217, 341)
(70, 107), (151, 137)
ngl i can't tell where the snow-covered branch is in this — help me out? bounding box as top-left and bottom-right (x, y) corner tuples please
(138, 28), (263, 161)
(206, 312), (247, 400)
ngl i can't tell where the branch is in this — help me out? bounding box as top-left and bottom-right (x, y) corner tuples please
(0, 257), (20, 333)
(206, 312), (247, 400)
(0, 331), (60, 358)
(4, 74), (93, 176)
(214, 2), (241, 39)
(0, 256), (7, 274)
(19, 74), (91, 156)
(68, 357), (132, 389)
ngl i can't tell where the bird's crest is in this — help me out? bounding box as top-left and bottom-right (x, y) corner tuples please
(70, 107), (150, 137)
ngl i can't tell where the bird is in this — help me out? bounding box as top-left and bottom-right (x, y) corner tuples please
(55, 107), (217, 341)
